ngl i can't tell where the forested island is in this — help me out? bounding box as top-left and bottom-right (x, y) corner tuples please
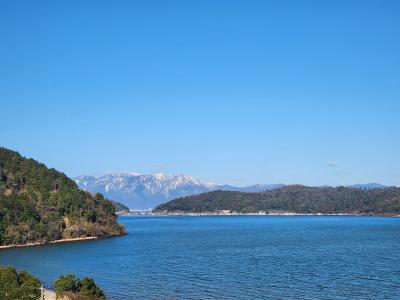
(154, 185), (400, 216)
(0, 147), (126, 247)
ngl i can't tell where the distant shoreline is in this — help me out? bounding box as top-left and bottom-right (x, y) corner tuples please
(0, 236), (98, 250)
(120, 212), (400, 217)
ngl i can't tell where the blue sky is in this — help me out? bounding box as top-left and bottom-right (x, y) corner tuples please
(0, 0), (399, 186)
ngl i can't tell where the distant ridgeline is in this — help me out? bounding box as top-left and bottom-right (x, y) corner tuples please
(0, 147), (126, 247)
(154, 185), (400, 216)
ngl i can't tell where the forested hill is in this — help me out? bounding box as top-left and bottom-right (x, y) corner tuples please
(110, 200), (130, 214)
(154, 185), (400, 216)
(0, 147), (126, 246)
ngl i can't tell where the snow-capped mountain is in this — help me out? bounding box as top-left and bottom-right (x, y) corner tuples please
(74, 173), (283, 209)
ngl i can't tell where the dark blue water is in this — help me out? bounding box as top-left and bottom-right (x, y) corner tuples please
(1, 216), (400, 299)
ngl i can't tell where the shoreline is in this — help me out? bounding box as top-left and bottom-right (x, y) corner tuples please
(0, 236), (98, 250)
(120, 212), (400, 217)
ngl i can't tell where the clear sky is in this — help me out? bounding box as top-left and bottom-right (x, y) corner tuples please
(0, 0), (399, 186)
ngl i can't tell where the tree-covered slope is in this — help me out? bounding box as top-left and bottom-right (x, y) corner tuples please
(154, 185), (400, 215)
(109, 200), (130, 214)
(0, 266), (41, 299)
(0, 147), (125, 246)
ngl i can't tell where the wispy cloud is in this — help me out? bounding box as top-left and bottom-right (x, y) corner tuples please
(328, 160), (340, 168)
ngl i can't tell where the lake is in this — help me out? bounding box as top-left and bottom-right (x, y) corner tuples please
(1, 216), (400, 299)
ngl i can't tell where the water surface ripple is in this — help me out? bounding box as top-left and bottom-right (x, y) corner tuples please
(1, 216), (400, 299)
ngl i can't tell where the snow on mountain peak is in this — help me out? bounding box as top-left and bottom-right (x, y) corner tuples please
(128, 172), (141, 176)
(74, 172), (283, 209)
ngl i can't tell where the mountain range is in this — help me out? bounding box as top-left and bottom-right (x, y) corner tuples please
(74, 173), (284, 209)
(74, 173), (386, 209)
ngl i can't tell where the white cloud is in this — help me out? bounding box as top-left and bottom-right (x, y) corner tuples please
(328, 160), (340, 168)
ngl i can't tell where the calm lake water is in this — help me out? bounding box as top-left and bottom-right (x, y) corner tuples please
(1, 216), (400, 299)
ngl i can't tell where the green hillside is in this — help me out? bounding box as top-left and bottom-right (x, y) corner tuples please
(110, 200), (130, 214)
(0, 147), (125, 246)
(154, 185), (400, 215)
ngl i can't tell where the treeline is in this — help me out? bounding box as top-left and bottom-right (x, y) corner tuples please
(0, 266), (40, 300)
(54, 274), (106, 299)
(0, 147), (125, 246)
(0, 266), (106, 299)
(154, 185), (400, 215)
(109, 200), (130, 214)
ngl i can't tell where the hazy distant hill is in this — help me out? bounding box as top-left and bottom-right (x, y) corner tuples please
(75, 173), (284, 209)
(0, 147), (125, 247)
(348, 183), (387, 190)
(154, 185), (400, 216)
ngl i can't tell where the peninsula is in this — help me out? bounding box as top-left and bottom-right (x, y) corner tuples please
(0, 147), (126, 248)
(154, 185), (400, 216)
